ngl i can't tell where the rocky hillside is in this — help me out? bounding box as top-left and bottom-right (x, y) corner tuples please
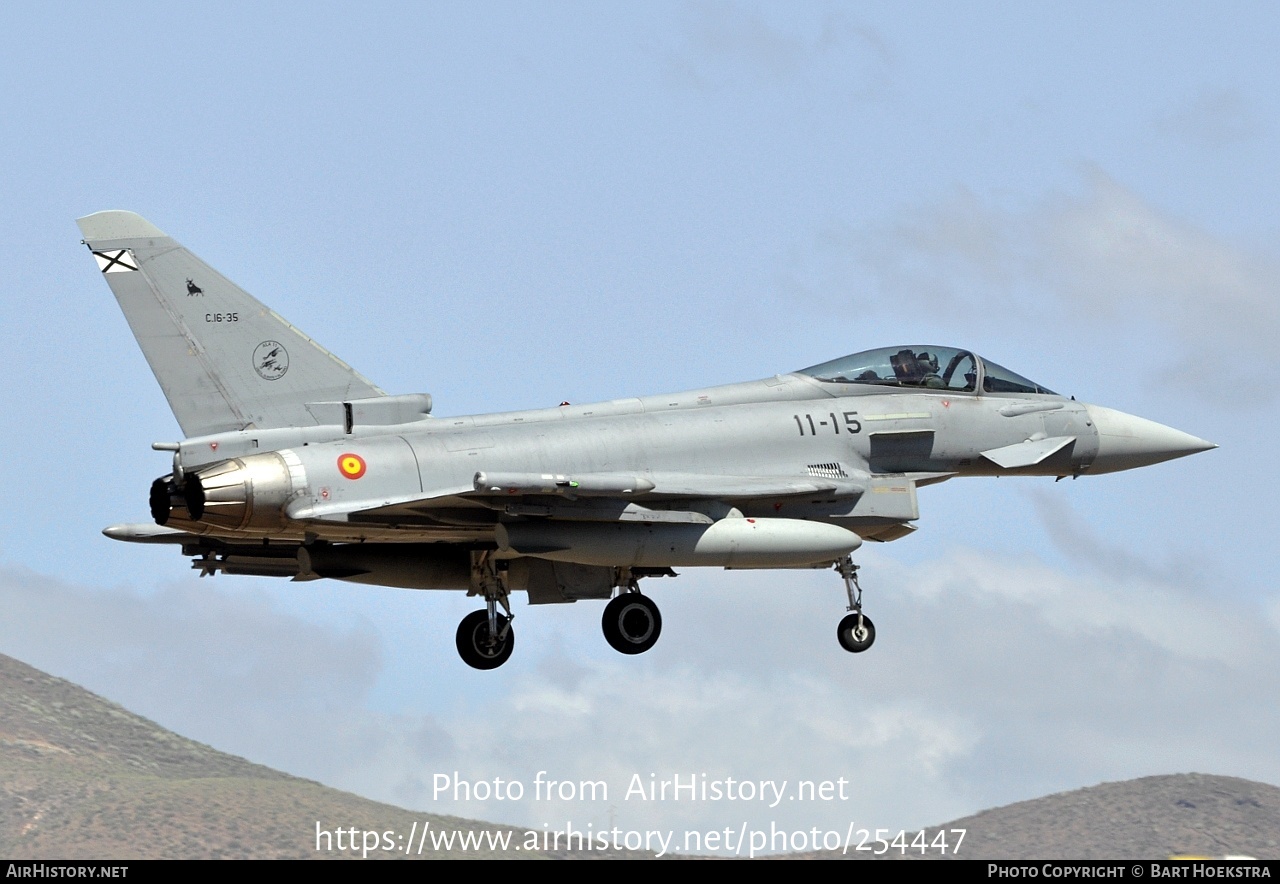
(820, 773), (1280, 860)
(0, 652), (644, 859)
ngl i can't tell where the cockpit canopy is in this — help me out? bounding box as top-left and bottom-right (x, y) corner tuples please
(798, 346), (1056, 395)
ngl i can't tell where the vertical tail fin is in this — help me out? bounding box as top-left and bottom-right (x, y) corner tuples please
(78, 211), (383, 438)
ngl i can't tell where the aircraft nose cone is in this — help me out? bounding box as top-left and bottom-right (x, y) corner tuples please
(1084, 404), (1216, 474)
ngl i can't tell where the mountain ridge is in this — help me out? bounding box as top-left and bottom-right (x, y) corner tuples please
(1, 650), (1275, 859)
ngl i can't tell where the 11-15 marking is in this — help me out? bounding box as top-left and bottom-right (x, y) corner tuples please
(794, 412), (861, 436)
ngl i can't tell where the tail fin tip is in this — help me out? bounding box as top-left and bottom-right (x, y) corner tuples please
(77, 211), (166, 242)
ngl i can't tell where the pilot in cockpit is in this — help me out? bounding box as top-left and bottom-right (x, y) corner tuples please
(799, 345), (993, 394)
(891, 349), (945, 388)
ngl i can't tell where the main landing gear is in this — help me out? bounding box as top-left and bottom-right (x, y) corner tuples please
(602, 569), (662, 655)
(454, 559), (668, 669)
(456, 552), (515, 670)
(835, 556), (875, 654)
(456, 608), (513, 670)
(453, 554), (869, 666)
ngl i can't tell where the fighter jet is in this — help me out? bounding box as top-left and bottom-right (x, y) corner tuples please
(79, 211), (1216, 669)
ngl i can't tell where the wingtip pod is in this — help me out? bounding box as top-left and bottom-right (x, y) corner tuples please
(76, 211), (166, 242)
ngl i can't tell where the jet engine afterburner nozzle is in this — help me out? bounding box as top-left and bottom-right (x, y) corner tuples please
(149, 475), (189, 526)
(182, 451), (305, 531)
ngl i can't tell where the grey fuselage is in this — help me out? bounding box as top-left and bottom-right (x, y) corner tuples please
(159, 370), (1098, 550)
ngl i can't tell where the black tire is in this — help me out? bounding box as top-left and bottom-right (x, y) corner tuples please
(837, 612), (876, 653)
(456, 609), (514, 670)
(602, 593), (662, 655)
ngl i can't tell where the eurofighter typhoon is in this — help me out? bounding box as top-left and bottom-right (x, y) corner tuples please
(80, 211), (1216, 669)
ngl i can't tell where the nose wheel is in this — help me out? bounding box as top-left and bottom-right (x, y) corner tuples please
(837, 612), (875, 653)
(835, 556), (876, 654)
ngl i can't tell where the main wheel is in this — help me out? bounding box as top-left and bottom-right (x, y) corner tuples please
(602, 593), (662, 655)
(837, 612), (875, 653)
(456, 609), (514, 670)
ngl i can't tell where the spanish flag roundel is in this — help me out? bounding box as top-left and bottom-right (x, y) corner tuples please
(338, 453), (367, 480)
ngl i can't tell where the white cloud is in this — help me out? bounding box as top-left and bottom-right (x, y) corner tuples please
(658, 1), (890, 96)
(1154, 89), (1263, 149)
(801, 169), (1280, 403)
(893, 550), (1262, 667)
(407, 658), (980, 835)
(2, 547), (1277, 854)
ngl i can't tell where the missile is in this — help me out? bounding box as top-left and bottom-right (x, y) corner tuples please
(475, 471), (656, 496)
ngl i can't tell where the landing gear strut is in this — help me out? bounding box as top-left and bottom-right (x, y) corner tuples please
(602, 569), (662, 655)
(456, 552), (514, 670)
(835, 556), (875, 653)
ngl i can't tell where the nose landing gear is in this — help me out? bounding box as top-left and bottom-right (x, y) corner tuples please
(835, 556), (875, 654)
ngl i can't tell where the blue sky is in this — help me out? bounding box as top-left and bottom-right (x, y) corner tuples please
(0, 2), (1276, 852)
